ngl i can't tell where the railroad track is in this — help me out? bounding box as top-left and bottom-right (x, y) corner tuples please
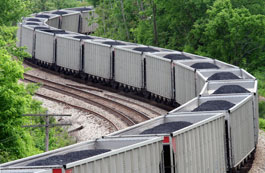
(23, 73), (150, 126)
(34, 92), (119, 131)
(104, 94), (161, 116)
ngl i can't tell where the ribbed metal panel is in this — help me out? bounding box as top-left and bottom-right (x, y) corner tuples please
(229, 96), (255, 167)
(56, 36), (81, 71)
(173, 116), (226, 173)
(21, 25), (34, 55)
(61, 13), (80, 32)
(254, 92), (259, 145)
(47, 17), (59, 28)
(70, 141), (163, 173)
(35, 31), (54, 63)
(80, 11), (94, 33)
(83, 41), (112, 79)
(174, 62), (196, 104)
(114, 48), (143, 88)
(145, 55), (172, 99)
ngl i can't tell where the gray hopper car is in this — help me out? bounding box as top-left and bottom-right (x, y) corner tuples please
(0, 137), (164, 173)
(108, 112), (226, 173)
(171, 94), (256, 168)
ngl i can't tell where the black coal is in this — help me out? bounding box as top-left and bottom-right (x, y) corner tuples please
(35, 14), (51, 19)
(27, 149), (111, 166)
(41, 29), (68, 34)
(191, 62), (219, 69)
(73, 35), (94, 40)
(163, 54), (192, 60)
(213, 85), (250, 94)
(208, 72), (240, 80)
(25, 22), (40, 25)
(140, 121), (193, 134)
(133, 47), (160, 53)
(26, 18), (41, 22)
(102, 41), (126, 46)
(34, 27), (49, 30)
(52, 11), (68, 15)
(192, 100), (235, 112)
(70, 7), (92, 11)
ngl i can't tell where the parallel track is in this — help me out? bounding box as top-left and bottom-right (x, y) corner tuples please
(34, 92), (119, 131)
(23, 73), (150, 126)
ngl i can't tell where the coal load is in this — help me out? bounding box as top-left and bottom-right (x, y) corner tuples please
(191, 62), (219, 69)
(41, 29), (68, 34)
(213, 85), (250, 94)
(102, 41), (126, 46)
(70, 7), (92, 11)
(73, 36), (94, 40)
(35, 14), (51, 19)
(34, 27), (50, 30)
(133, 47), (160, 53)
(25, 22), (40, 26)
(26, 18), (41, 22)
(27, 149), (111, 166)
(163, 54), (192, 60)
(208, 72), (240, 80)
(140, 121), (192, 134)
(52, 11), (68, 15)
(192, 100), (235, 112)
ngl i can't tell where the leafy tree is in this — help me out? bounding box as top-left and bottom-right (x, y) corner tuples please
(185, 0), (265, 71)
(0, 0), (31, 25)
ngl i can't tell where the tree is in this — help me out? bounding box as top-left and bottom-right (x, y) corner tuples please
(185, 0), (265, 71)
(0, 0), (31, 25)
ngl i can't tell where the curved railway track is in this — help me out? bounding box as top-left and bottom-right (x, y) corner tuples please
(34, 92), (119, 131)
(23, 73), (150, 127)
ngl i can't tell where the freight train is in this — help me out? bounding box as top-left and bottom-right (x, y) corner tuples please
(0, 7), (259, 173)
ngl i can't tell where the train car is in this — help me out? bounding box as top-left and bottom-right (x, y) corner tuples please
(56, 34), (105, 74)
(199, 79), (259, 146)
(108, 112), (226, 173)
(144, 51), (208, 103)
(83, 40), (135, 83)
(0, 137), (164, 173)
(0, 169), (51, 173)
(68, 7), (97, 33)
(34, 29), (70, 66)
(114, 45), (172, 91)
(170, 94), (255, 169)
(50, 10), (81, 33)
(174, 59), (239, 105)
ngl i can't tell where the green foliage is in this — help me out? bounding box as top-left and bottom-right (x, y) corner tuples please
(259, 101), (265, 119)
(30, 0), (90, 13)
(185, 0), (265, 72)
(259, 118), (265, 132)
(0, 0), (31, 26)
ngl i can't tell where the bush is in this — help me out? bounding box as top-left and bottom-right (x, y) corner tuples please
(259, 118), (265, 132)
(259, 101), (265, 119)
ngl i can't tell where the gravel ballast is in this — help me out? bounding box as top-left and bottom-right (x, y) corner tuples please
(192, 100), (235, 112)
(140, 121), (192, 134)
(208, 72), (240, 80)
(191, 62), (219, 69)
(27, 149), (111, 166)
(213, 85), (250, 94)
(133, 47), (160, 53)
(163, 54), (192, 60)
